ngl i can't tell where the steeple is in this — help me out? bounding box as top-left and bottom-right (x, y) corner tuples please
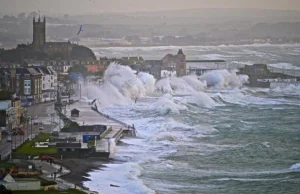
(177, 49), (184, 55)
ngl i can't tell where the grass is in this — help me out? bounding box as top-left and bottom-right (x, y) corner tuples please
(15, 133), (57, 155)
(87, 139), (95, 147)
(0, 161), (14, 168)
(13, 189), (86, 194)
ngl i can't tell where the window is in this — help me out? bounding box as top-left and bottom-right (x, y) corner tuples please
(51, 76), (53, 80)
(43, 77), (45, 81)
(24, 80), (31, 95)
(43, 84), (45, 89)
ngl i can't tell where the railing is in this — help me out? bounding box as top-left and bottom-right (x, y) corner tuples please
(91, 107), (133, 129)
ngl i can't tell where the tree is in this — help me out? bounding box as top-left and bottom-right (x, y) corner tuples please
(68, 64), (88, 77)
(0, 184), (13, 194)
(0, 90), (11, 100)
(70, 45), (96, 60)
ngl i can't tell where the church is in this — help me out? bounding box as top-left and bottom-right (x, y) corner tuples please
(32, 16), (74, 58)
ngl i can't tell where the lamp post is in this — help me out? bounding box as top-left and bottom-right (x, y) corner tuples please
(27, 116), (33, 140)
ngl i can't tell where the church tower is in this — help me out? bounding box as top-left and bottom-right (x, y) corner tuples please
(32, 16), (46, 51)
(177, 49), (186, 76)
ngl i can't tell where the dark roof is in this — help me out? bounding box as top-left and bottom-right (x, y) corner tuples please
(60, 125), (107, 133)
(16, 68), (30, 75)
(186, 60), (226, 63)
(56, 143), (81, 148)
(27, 68), (41, 76)
(71, 108), (80, 112)
(34, 67), (52, 75)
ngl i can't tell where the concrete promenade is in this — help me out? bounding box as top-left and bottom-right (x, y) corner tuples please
(60, 101), (133, 155)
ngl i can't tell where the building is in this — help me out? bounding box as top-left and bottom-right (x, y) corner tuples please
(0, 68), (11, 91)
(186, 60), (227, 75)
(162, 49), (186, 77)
(32, 16), (73, 57)
(0, 174), (41, 191)
(34, 66), (57, 102)
(0, 100), (18, 130)
(10, 68), (42, 105)
(12, 97), (23, 125)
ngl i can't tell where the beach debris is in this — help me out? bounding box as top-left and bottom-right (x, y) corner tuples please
(110, 184), (120, 187)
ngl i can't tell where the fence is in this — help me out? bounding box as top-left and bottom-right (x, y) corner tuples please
(91, 107), (133, 129)
(268, 66), (300, 77)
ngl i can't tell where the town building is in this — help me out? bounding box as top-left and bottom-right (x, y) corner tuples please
(10, 68), (42, 105)
(162, 49), (186, 77)
(0, 100), (18, 130)
(0, 174), (41, 191)
(12, 97), (23, 125)
(0, 68), (11, 91)
(33, 66), (57, 102)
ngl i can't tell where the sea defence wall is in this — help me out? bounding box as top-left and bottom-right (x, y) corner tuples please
(91, 105), (137, 137)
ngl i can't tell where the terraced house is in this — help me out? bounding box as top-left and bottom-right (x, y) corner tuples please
(10, 68), (42, 105)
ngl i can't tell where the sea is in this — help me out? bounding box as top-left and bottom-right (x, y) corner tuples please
(82, 44), (300, 194)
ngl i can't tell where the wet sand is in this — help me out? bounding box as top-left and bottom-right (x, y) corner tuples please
(55, 158), (107, 188)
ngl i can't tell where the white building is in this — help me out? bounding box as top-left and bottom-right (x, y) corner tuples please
(34, 67), (57, 102)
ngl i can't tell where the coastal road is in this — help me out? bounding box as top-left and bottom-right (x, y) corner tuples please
(0, 102), (55, 160)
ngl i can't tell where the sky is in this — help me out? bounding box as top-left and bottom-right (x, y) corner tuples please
(1, 0), (300, 15)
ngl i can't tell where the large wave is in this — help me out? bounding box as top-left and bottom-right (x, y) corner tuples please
(87, 62), (249, 108)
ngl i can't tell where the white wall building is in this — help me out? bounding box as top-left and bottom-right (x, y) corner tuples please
(34, 67), (57, 102)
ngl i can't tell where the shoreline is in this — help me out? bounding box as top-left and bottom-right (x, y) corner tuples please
(55, 158), (107, 189)
(86, 42), (300, 48)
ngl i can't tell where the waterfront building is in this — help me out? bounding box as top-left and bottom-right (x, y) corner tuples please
(33, 66), (57, 102)
(162, 49), (186, 77)
(10, 68), (42, 105)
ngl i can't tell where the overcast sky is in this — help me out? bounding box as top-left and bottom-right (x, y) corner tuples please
(1, 0), (300, 15)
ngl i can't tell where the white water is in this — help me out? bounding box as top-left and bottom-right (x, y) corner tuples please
(83, 62), (255, 193)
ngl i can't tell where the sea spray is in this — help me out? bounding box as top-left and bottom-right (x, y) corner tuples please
(185, 92), (217, 108)
(109, 138), (116, 158)
(200, 69), (248, 88)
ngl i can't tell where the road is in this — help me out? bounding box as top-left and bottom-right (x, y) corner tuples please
(0, 102), (55, 160)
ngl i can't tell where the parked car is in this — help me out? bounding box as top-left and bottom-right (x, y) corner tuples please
(39, 126), (44, 130)
(18, 129), (25, 136)
(41, 155), (54, 162)
(7, 135), (12, 142)
(33, 120), (39, 125)
(52, 131), (59, 137)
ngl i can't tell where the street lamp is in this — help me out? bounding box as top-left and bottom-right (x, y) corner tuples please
(27, 116), (33, 140)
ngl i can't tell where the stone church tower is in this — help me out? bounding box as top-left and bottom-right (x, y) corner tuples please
(32, 16), (46, 51)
